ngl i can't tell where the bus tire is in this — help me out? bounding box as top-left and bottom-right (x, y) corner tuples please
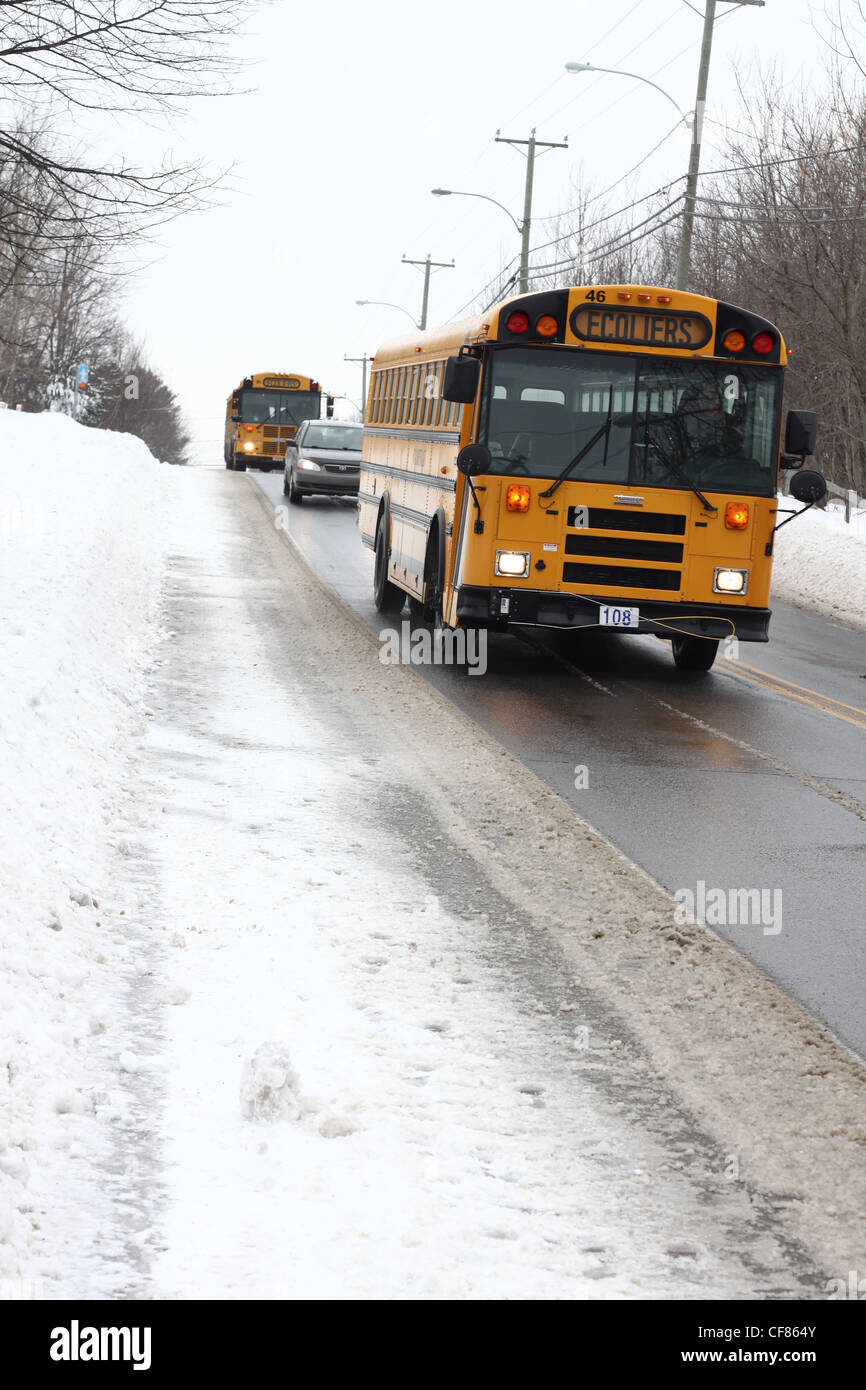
(672, 635), (719, 671)
(415, 519), (444, 624)
(374, 516), (405, 614)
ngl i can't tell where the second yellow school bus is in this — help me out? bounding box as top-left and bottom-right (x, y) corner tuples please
(225, 371), (322, 471)
(358, 284), (822, 670)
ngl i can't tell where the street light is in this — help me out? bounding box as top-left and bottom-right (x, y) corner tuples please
(356, 299), (419, 327)
(432, 127), (567, 295)
(431, 188), (523, 235)
(565, 62), (694, 129)
(566, 2), (764, 291)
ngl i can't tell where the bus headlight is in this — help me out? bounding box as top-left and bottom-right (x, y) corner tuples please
(243, 441), (255, 452)
(495, 549), (530, 578)
(298, 459), (322, 471)
(713, 567), (749, 594)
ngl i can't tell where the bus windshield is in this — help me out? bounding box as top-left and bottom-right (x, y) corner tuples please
(239, 389), (320, 426)
(480, 347), (782, 496)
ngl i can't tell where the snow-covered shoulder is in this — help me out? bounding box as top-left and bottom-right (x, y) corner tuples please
(770, 492), (866, 631)
(0, 410), (169, 1284)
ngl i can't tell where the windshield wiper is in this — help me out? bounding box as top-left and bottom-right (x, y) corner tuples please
(538, 418), (612, 500)
(634, 414), (717, 513)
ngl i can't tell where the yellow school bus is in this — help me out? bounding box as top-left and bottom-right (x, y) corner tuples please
(358, 285), (824, 669)
(225, 371), (322, 471)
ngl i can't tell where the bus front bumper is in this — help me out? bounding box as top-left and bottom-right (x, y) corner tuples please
(455, 586), (771, 642)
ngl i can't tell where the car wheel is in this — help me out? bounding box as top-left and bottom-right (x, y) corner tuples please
(288, 470), (303, 504)
(374, 516), (405, 613)
(672, 635), (719, 671)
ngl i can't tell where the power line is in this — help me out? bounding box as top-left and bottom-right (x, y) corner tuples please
(584, 0), (647, 58)
(537, 122), (685, 230)
(529, 195), (685, 273)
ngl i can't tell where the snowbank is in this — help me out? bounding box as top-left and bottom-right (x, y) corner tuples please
(0, 411), (167, 1282)
(771, 491), (866, 630)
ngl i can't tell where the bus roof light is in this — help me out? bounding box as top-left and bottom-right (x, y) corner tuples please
(657, 294), (672, 304)
(617, 291), (632, 301)
(723, 330), (746, 353)
(506, 311), (529, 334)
(752, 331), (775, 355)
(637, 293), (652, 302)
(536, 314), (558, 337)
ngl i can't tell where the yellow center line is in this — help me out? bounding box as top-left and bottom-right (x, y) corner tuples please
(717, 657), (866, 732)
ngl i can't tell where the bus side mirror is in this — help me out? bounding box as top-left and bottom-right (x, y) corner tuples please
(784, 409), (817, 458)
(456, 443), (491, 477)
(789, 469), (827, 504)
(442, 356), (480, 403)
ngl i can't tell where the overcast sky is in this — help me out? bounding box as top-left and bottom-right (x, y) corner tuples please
(107, 0), (836, 462)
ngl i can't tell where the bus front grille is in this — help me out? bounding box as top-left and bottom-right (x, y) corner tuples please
(568, 506), (686, 535)
(564, 534), (684, 563)
(562, 562), (681, 591)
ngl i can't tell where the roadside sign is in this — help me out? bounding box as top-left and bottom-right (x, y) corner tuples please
(77, 364), (89, 388)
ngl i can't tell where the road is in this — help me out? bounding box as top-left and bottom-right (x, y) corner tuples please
(250, 469), (866, 1059)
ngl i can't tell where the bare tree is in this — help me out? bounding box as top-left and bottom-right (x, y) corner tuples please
(0, 1), (250, 232)
(676, 62), (866, 492)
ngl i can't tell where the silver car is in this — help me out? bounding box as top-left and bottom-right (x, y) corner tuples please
(282, 419), (363, 503)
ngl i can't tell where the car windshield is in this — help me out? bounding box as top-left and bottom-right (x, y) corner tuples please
(479, 346), (782, 496)
(239, 390), (320, 426)
(302, 425), (362, 450)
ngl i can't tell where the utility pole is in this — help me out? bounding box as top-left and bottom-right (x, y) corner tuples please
(495, 129), (568, 292)
(676, 0), (764, 291)
(344, 354), (373, 416)
(401, 254), (454, 329)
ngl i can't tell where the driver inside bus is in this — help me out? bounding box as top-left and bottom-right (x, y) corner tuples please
(674, 381), (741, 460)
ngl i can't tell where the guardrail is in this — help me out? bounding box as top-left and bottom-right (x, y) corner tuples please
(825, 478), (866, 523)
(780, 471), (865, 522)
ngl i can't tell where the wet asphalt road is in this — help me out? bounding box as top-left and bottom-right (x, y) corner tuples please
(249, 470), (866, 1058)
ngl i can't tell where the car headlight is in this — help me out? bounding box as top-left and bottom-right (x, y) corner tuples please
(713, 567), (749, 594)
(297, 458), (322, 471)
(243, 441), (255, 452)
(494, 549), (531, 578)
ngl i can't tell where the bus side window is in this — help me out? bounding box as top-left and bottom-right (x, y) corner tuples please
(382, 369), (393, 424)
(403, 364), (414, 422)
(426, 362), (442, 426)
(411, 370), (420, 427)
(434, 362), (447, 427)
(408, 366), (420, 425)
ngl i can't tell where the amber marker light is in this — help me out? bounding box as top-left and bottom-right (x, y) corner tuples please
(723, 329), (746, 353)
(536, 314), (558, 337)
(657, 294), (672, 304)
(725, 502), (750, 530)
(617, 291), (633, 301)
(637, 292), (652, 302)
(245, 424), (254, 431)
(506, 483), (531, 513)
